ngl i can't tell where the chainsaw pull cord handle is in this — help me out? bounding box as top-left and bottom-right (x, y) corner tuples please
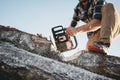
(64, 28), (78, 50)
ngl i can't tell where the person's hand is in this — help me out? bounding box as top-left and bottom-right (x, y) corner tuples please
(66, 27), (78, 36)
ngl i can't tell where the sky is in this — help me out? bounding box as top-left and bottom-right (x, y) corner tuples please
(0, 0), (120, 57)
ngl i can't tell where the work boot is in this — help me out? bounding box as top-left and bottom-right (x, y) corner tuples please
(88, 41), (110, 54)
(94, 41), (110, 53)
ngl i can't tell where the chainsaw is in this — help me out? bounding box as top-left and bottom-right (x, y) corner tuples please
(51, 25), (78, 52)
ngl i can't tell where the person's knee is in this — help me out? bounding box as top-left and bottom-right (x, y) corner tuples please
(102, 3), (115, 12)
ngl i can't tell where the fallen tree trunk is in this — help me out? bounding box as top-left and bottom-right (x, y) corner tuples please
(0, 42), (114, 80)
(63, 50), (120, 79)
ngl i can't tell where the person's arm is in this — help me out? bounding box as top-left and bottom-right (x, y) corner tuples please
(77, 0), (105, 33)
(66, 0), (104, 36)
(76, 19), (101, 33)
(66, 19), (101, 36)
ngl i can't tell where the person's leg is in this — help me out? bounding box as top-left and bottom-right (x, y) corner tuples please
(100, 3), (120, 43)
(86, 3), (120, 54)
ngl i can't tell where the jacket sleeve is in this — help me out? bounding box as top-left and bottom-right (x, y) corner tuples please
(70, 3), (80, 27)
(92, 0), (105, 20)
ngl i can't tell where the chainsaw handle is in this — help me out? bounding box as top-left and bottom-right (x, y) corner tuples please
(64, 28), (78, 50)
(72, 36), (78, 49)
